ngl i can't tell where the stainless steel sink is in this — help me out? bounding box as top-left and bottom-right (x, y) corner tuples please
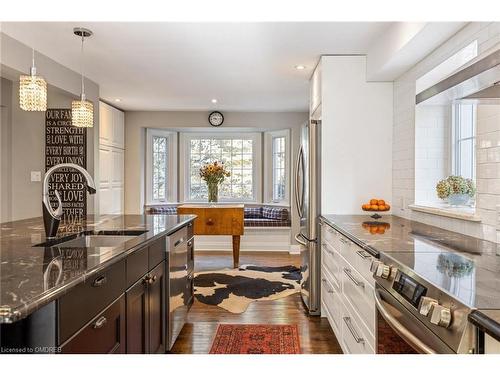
(33, 230), (148, 248)
(55, 235), (138, 248)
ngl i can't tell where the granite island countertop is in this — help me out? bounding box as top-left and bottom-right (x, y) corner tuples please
(0, 214), (196, 323)
(320, 214), (500, 341)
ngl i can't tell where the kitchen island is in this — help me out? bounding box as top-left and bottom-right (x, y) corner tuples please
(0, 214), (196, 353)
(320, 214), (500, 353)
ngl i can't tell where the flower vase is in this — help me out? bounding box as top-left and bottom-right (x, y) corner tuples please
(207, 182), (219, 203)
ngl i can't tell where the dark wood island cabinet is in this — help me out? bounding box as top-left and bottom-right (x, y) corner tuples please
(0, 215), (195, 355)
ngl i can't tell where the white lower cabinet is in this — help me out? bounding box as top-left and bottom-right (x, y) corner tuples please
(321, 266), (342, 337)
(320, 220), (376, 354)
(341, 294), (375, 354)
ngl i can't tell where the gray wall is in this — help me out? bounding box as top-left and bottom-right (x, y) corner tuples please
(124, 110), (308, 239)
(0, 32), (100, 222)
(0, 78), (13, 222)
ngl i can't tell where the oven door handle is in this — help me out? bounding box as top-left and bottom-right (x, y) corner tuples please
(374, 288), (436, 354)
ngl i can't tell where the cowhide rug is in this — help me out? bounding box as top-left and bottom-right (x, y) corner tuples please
(194, 265), (302, 313)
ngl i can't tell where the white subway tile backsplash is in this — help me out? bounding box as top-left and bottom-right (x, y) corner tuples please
(393, 22), (500, 242)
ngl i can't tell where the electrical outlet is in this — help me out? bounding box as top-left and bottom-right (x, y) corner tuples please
(31, 171), (42, 182)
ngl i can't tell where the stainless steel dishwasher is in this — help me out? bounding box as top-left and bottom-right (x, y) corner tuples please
(166, 223), (194, 351)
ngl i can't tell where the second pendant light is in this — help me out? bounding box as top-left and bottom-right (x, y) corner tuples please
(72, 27), (94, 128)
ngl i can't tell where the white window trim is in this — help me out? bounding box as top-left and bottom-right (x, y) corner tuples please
(263, 129), (290, 205)
(179, 132), (262, 203)
(145, 129), (178, 205)
(451, 103), (476, 180)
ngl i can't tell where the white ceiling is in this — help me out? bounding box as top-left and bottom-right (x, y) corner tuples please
(0, 22), (463, 111)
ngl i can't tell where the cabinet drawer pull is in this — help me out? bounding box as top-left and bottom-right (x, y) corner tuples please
(206, 218), (214, 225)
(93, 316), (107, 329)
(356, 250), (372, 259)
(174, 237), (185, 247)
(187, 240), (193, 247)
(343, 268), (364, 288)
(150, 275), (158, 285)
(343, 317), (364, 343)
(92, 275), (107, 287)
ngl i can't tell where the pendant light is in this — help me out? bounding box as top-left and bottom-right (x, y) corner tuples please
(72, 27), (94, 128)
(19, 48), (47, 111)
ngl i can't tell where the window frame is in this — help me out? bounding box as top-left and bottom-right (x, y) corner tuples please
(452, 103), (476, 181)
(145, 129), (178, 205)
(179, 132), (262, 203)
(264, 129), (291, 205)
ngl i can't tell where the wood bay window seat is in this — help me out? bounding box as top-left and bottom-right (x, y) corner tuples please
(146, 205), (291, 228)
(146, 204), (293, 252)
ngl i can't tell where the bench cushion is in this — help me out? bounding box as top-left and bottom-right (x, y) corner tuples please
(149, 206), (177, 215)
(244, 218), (291, 227)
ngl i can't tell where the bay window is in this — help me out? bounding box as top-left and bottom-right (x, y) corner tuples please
(180, 133), (261, 202)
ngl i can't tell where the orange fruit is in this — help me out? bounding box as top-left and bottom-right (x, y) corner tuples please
(371, 204), (379, 211)
(370, 199), (378, 205)
(369, 227), (378, 234)
(377, 199), (385, 206)
(385, 204), (390, 210)
(378, 228), (386, 234)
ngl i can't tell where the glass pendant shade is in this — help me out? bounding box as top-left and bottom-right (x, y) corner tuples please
(72, 27), (94, 128)
(19, 68), (47, 111)
(71, 98), (94, 128)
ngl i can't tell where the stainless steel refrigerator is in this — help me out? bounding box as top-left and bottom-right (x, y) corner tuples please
(294, 119), (321, 315)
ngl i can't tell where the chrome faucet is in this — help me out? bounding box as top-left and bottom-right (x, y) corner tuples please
(42, 163), (96, 238)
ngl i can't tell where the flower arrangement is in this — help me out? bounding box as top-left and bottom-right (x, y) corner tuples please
(436, 175), (475, 205)
(199, 161), (231, 202)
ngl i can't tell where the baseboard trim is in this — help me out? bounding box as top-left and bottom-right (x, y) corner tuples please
(194, 229), (292, 252)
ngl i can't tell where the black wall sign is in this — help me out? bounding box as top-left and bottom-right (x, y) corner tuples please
(45, 109), (87, 220)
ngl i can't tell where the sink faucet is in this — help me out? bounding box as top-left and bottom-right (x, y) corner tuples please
(42, 163), (96, 238)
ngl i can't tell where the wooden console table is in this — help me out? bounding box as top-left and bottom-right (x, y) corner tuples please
(177, 204), (244, 268)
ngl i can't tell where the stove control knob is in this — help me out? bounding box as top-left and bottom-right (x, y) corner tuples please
(377, 264), (391, 279)
(430, 304), (452, 328)
(419, 296), (438, 316)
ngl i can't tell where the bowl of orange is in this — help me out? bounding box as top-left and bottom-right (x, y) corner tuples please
(361, 199), (390, 219)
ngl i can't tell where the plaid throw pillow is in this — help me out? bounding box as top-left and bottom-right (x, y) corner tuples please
(262, 206), (289, 221)
(244, 207), (263, 218)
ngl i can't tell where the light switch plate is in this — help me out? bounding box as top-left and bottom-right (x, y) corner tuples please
(31, 171), (42, 182)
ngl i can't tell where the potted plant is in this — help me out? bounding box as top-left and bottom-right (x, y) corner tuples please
(199, 161), (231, 203)
(436, 175), (476, 206)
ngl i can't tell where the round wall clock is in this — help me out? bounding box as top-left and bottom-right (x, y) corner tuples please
(208, 111), (224, 127)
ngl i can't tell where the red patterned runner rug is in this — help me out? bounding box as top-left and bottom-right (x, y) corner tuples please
(209, 324), (301, 354)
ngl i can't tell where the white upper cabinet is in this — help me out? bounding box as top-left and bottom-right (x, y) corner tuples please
(99, 101), (125, 150)
(310, 62), (322, 115)
(99, 101), (125, 215)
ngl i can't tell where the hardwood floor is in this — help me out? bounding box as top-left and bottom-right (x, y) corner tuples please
(170, 251), (343, 354)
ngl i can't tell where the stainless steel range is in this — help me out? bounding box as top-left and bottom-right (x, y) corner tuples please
(372, 251), (476, 354)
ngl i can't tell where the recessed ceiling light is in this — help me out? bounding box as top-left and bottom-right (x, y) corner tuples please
(295, 65), (306, 70)
(115, 98), (121, 102)
(211, 99), (218, 104)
